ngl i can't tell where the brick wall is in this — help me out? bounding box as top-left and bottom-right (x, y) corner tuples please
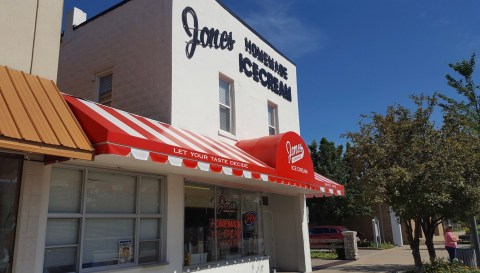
(58, 0), (173, 123)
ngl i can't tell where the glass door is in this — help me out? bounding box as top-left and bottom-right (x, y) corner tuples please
(0, 154), (23, 273)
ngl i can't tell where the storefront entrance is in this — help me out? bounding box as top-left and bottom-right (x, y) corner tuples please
(183, 181), (265, 269)
(0, 154), (23, 273)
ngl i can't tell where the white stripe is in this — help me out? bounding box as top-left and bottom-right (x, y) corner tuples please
(146, 119), (207, 153)
(131, 149), (149, 160)
(261, 174), (268, 181)
(121, 114), (178, 146)
(176, 128), (229, 158)
(168, 156), (183, 167)
(197, 135), (250, 163)
(198, 162), (210, 171)
(243, 171), (252, 179)
(337, 190), (342, 196)
(320, 187), (325, 193)
(329, 189), (334, 194)
(222, 167), (232, 175)
(81, 100), (146, 139)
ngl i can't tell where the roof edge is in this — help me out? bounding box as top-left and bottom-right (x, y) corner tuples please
(214, 0), (296, 66)
(69, 0), (296, 65)
(73, 0), (133, 30)
(0, 137), (94, 161)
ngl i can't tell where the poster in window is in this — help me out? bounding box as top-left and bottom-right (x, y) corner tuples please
(118, 240), (133, 264)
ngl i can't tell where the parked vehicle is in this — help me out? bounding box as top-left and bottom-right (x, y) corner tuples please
(309, 226), (350, 249)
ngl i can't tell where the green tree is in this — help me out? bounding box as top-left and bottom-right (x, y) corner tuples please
(438, 53), (480, 136)
(307, 138), (372, 225)
(437, 53), (480, 261)
(346, 95), (480, 271)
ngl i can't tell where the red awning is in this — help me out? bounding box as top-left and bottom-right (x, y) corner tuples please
(63, 94), (344, 196)
(237, 133), (345, 197)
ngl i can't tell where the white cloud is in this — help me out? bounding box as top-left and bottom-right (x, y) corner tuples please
(242, 0), (325, 60)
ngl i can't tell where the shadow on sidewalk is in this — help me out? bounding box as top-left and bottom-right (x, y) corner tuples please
(312, 260), (352, 270)
(314, 264), (411, 272)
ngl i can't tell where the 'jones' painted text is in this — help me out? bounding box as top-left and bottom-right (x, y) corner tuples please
(182, 7), (235, 59)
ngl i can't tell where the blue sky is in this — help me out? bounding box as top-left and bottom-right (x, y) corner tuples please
(63, 0), (480, 147)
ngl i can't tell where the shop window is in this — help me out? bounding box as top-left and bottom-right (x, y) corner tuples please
(44, 167), (165, 273)
(0, 154), (23, 273)
(184, 182), (264, 268)
(215, 188), (241, 260)
(184, 183), (215, 265)
(219, 77), (235, 134)
(242, 192), (264, 256)
(268, 103), (278, 135)
(97, 73), (113, 106)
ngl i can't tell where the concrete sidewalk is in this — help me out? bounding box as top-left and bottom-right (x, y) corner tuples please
(308, 243), (450, 273)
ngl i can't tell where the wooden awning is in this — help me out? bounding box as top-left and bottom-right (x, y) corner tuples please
(0, 66), (94, 160)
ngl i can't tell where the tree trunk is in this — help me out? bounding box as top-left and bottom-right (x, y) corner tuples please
(421, 217), (438, 263)
(405, 219), (423, 272)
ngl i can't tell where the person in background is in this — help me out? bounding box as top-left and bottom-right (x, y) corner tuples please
(444, 225), (461, 263)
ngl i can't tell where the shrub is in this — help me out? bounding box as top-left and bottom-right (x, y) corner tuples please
(357, 239), (371, 247)
(369, 242), (395, 249)
(422, 258), (480, 273)
(310, 250), (338, 259)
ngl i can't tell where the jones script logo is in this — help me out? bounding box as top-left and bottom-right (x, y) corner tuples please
(286, 141), (304, 164)
(182, 7), (235, 59)
(217, 195), (238, 215)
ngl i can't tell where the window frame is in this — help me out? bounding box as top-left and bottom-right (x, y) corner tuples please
(0, 153), (23, 273)
(267, 102), (278, 135)
(45, 166), (166, 273)
(95, 70), (113, 106)
(183, 181), (265, 270)
(218, 75), (235, 135)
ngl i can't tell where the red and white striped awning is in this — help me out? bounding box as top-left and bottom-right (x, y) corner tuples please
(64, 94), (344, 195)
(311, 173), (345, 197)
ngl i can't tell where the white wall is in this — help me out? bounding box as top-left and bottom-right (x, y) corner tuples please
(171, 0), (300, 142)
(58, 0), (173, 123)
(269, 194), (311, 272)
(13, 161), (51, 273)
(0, 0), (63, 81)
(58, 0), (300, 143)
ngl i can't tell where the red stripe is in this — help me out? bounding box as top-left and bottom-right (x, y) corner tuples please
(210, 165), (222, 173)
(252, 173), (261, 180)
(232, 169), (243, 177)
(183, 159), (198, 169)
(150, 153), (168, 164)
(206, 136), (267, 166)
(160, 125), (226, 157)
(95, 143), (131, 156)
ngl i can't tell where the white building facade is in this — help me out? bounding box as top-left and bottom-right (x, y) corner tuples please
(42, 1), (345, 273)
(58, 0), (300, 142)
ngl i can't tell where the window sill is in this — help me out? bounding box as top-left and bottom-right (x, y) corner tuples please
(217, 130), (238, 141)
(184, 255), (268, 272)
(141, 261), (169, 268)
(79, 261), (169, 273)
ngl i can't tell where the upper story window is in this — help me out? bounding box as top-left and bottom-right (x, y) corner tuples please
(268, 103), (278, 135)
(219, 77), (234, 134)
(97, 73), (113, 106)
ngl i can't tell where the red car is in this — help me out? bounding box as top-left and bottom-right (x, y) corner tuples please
(309, 226), (349, 249)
